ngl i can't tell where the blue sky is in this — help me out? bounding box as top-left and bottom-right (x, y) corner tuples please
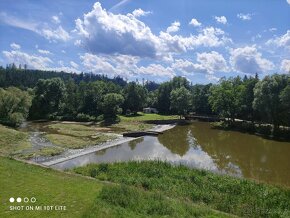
(0, 0), (289, 83)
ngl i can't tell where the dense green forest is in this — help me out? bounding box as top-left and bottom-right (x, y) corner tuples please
(0, 66), (289, 138)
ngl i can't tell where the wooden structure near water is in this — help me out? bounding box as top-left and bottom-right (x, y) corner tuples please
(123, 131), (163, 137)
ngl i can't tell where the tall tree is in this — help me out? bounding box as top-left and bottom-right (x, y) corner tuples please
(239, 76), (259, 121)
(102, 93), (124, 118)
(29, 78), (66, 119)
(209, 77), (244, 123)
(191, 84), (213, 115)
(280, 82), (290, 127)
(157, 82), (172, 114)
(0, 87), (32, 126)
(79, 81), (106, 116)
(63, 78), (78, 116)
(253, 74), (289, 134)
(123, 82), (147, 114)
(170, 87), (191, 119)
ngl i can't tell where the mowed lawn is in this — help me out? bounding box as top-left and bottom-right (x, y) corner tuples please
(0, 157), (234, 218)
(119, 112), (179, 122)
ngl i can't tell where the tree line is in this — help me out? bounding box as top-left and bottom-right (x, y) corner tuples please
(0, 67), (289, 137)
(0, 65), (158, 91)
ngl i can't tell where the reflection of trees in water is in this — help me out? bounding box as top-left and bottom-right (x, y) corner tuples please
(157, 126), (190, 156)
(128, 137), (144, 150)
(186, 129), (199, 149)
(189, 122), (290, 186)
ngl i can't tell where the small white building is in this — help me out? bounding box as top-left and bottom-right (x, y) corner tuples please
(143, 107), (158, 114)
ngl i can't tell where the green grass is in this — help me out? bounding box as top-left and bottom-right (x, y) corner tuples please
(19, 146), (65, 159)
(112, 122), (153, 132)
(73, 161), (290, 218)
(0, 124), (31, 156)
(0, 157), (233, 218)
(45, 133), (115, 149)
(47, 123), (97, 137)
(85, 185), (232, 218)
(45, 123), (117, 149)
(119, 112), (178, 122)
(111, 112), (178, 132)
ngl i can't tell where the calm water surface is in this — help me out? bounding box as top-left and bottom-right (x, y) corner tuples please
(53, 122), (290, 187)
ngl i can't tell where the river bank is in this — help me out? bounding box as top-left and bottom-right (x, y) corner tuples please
(73, 161), (290, 218)
(212, 120), (290, 141)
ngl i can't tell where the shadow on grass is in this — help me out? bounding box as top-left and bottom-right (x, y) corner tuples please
(99, 117), (120, 127)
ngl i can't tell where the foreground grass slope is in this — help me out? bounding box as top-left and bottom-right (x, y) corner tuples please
(73, 161), (290, 218)
(0, 157), (232, 218)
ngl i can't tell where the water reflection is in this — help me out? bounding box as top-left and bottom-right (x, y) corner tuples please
(157, 127), (190, 156)
(53, 136), (218, 172)
(128, 137), (144, 150)
(52, 122), (290, 187)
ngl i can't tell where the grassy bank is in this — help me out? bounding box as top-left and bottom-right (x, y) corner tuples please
(73, 161), (290, 218)
(212, 121), (290, 140)
(119, 112), (178, 122)
(0, 124), (31, 157)
(0, 113), (176, 159)
(45, 123), (118, 149)
(0, 157), (232, 218)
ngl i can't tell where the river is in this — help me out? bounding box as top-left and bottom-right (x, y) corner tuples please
(49, 122), (290, 187)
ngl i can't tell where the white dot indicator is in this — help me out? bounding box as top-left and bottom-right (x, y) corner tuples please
(9, 197), (15, 203)
(16, 197), (22, 203)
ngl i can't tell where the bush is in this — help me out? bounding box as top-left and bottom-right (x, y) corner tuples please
(75, 113), (96, 122)
(0, 113), (24, 127)
(0, 87), (32, 127)
(89, 168), (97, 178)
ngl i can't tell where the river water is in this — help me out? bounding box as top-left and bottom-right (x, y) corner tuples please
(51, 122), (290, 187)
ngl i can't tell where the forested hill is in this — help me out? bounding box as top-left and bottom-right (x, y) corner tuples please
(0, 66), (127, 88)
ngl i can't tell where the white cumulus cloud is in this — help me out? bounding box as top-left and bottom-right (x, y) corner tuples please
(189, 18), (201, 27)
(172, 59), (207, 74)
(196, 51), (228, 73)
(70, 61), (79, 69)
(266, 30), (290, 50)
(37, 49), (52, 55)
(2, 50), (53, 69)
(52, 15), (60, 24)
(237, 13), (252, 21)
(138, 64), (175, 78)
(172, 51), (228, 75)
(80, 52), (174, 80)
(74, 2), (231, 59)
(75, 2), (160, 58)
(214, 16), (227, 24)
(132, 9), (151, 17)
(281, 59), (290, 73)
(42, 26), (70, 42)
(230, 46), (274, 74)
(166, 21), (180, 33)
(10, 43), (21, 50)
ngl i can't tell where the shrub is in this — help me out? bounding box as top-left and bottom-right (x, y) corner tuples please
(75, 113), (96, 122)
